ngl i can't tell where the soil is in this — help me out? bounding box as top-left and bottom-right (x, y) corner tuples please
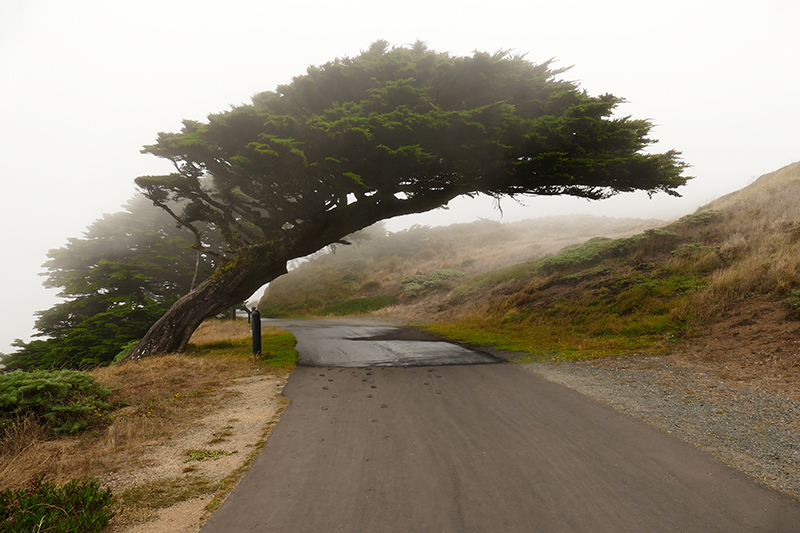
(677, 298), (800, 401)
(105, 373), (288, 533)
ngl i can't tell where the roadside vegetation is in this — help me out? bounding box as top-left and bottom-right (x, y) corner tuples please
(0, 320), (296, 532)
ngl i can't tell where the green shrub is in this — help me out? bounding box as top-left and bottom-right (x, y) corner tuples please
(536, 237), (619, 275)
(0, 370), (112, 436)
(400, 270), (466, 298)
(112, 339), (139, 364)
(786, 289), (800, 318)
(0, 476), (113, 532)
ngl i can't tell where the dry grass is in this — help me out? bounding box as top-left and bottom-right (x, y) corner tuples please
(186, 319), (251, 345)
(0, 320), (294, 494)
(403, 163), (800, 373)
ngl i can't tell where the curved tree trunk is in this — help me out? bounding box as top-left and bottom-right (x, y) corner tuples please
(123, 190), (465, 363)
(123, 242), (288, 362)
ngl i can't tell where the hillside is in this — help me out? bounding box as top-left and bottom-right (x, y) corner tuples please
(259, 162), (800, 397)
(258, 215), (664, 316)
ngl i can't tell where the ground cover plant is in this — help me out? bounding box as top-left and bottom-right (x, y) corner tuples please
(0, 476), (113, 533)
(0, 319), (297, 530)
(0, 370), (112, 437)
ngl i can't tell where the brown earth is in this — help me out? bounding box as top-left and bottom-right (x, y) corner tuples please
(675, 298), (800, 401)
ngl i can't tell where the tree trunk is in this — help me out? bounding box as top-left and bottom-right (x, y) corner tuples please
(124, 189), (466, 362)
(123, 242), (288, 362)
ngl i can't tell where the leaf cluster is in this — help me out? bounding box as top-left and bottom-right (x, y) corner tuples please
(0, 476), (113, 533)
(0, 370), (112, 436)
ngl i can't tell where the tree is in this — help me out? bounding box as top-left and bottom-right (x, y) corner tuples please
(125, 40), (690, 361)
(6, 194), (220, 369)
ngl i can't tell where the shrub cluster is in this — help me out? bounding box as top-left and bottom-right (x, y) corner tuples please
(0, 476), (113, 533)
(401, 270), (466, 298)
(0, 370), (112, 436)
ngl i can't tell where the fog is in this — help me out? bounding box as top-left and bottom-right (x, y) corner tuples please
(1, 0), (798, 353)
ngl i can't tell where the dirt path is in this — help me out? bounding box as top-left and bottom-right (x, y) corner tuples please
(107, 374), (287, 533)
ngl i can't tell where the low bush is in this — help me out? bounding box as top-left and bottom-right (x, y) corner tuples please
(401, 270), (465, 298)
(0, 476), (113, 533)
(786, 289), (800, 318)
(0, 370), (112, 437)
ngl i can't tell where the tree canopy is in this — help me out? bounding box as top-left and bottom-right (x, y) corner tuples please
(126, 40), (690, 360)
(6, 195), (220, 369)
(136, 40), (688, 261)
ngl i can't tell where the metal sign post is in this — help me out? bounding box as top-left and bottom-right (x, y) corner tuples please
(251, 308), (261, 356)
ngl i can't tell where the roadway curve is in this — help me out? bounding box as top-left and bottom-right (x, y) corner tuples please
(201, 319), (800, 532)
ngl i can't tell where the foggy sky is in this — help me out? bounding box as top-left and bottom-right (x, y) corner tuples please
(1, 0), (798, 354)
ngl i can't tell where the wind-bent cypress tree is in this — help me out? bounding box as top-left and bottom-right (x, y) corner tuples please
(126, 40), (690, 361)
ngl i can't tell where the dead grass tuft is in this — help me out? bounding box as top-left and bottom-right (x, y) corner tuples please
(188, 319), (251, 345)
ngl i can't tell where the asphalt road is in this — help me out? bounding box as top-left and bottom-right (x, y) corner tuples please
(201, 320), (800, 532)
(264, 318), (500, 367)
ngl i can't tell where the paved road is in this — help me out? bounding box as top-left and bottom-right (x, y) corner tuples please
(201, 320), (800, 532)
(264, 318), (500, 367)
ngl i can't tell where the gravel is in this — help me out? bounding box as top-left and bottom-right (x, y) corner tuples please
(490, 352), (800, 501)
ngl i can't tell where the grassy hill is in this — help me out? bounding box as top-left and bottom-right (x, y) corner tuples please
(259, 162), (800, 393)
(258, 215), (664, 317)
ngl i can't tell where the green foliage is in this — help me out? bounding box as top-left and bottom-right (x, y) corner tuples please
(786, 289), (800, 318)
(0, 370), (112, 436)
(0, 476), (113, 533)
(113, 339), (141, 364)
(401, 270), (465, 298)
(678, 210), (724, 226)
(536, 237), (618, 275)
(7, 194), (221, 369)
(7, 300), (173, 370)
(135, 40), (689, 276)
(322, 295), (397, 315)
(535, 229), (680, 276)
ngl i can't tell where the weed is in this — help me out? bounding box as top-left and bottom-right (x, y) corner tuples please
(184, 449), (235, 463)
(785, 289), (800, 318)
(0, 475), (113, 533)
(115, 474), (220, 512)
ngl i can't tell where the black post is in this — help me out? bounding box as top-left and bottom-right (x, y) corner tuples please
(251, 308), (261, 356)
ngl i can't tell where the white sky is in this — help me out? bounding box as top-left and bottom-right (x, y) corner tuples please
(1, 0), (798, 353)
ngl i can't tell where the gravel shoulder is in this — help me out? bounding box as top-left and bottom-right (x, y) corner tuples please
(513, 354), (800, 501)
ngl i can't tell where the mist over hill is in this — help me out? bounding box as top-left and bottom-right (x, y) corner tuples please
(258, 215), (664, 317)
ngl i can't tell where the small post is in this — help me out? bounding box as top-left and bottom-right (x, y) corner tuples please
(251, 307), (261, 356)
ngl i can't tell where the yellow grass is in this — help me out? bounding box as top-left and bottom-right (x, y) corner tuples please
(0, 321), (295, 493)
